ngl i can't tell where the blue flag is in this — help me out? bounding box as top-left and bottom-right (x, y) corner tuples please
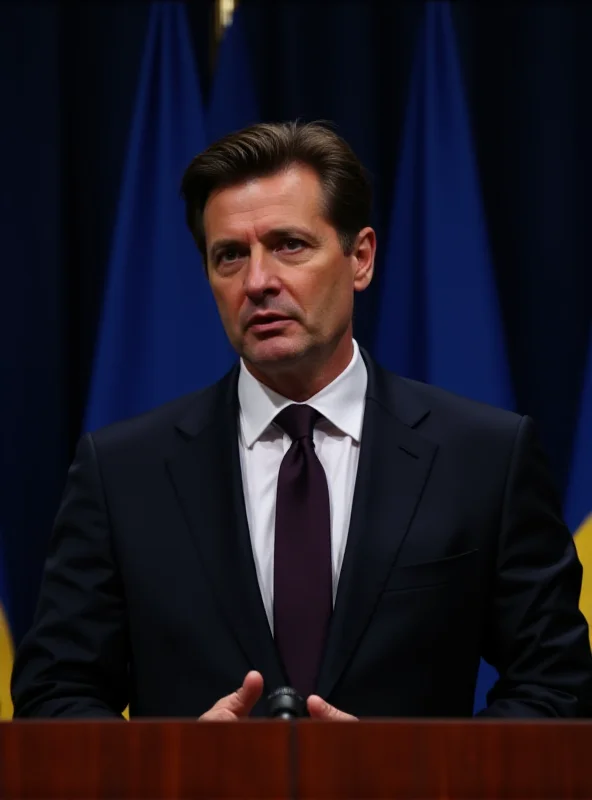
(207, 4), (259, 144)
(566, 330), (592, 635)
(0, 532), (13, 719)
(374, 1), (513, 712)
(85, 2), (234, 432)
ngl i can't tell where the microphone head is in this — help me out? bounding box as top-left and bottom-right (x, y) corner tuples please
(267, 686), (307, 719)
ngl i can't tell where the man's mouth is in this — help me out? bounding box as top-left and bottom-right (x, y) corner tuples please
(247, 313), (293, 332)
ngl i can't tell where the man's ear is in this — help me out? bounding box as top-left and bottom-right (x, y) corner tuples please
(352, 227), (376, 292)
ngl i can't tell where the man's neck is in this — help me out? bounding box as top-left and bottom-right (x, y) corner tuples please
(244, 335), (355, 403)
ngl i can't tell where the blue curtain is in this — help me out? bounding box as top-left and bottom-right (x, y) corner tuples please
(84, 2), (234, 432)
(374, 2), (510, 711)
(375, 2), (512, 408)
(566, 330), (592, 536)
(207, 4), (260, 144)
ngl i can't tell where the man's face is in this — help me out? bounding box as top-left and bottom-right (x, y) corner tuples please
(203, 164), (374, 374)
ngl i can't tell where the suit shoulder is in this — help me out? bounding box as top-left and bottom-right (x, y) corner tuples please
(87, 372), (234, 453)
(388, 371), (523, 435)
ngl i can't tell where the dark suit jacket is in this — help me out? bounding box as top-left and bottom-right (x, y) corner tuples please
(11, 354), (592, 718)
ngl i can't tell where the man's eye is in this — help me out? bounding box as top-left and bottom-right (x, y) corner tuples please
(278, 238), (305, 252)
(219, 248), (242, 263)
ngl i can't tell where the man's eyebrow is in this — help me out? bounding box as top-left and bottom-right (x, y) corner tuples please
(263, 226), (316, 239)
(260, 227), (322, 247)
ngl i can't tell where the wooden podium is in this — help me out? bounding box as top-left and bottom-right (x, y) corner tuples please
(2, 719), (592, 799)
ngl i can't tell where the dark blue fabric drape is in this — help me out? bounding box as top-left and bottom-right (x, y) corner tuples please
(207, 3), (259, 144)
(375, 2), (509, 712)
(84, 2), (234, 432)
(567, 331), (592, 536)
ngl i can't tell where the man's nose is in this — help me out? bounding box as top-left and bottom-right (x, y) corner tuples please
(243, 248), (281, 299)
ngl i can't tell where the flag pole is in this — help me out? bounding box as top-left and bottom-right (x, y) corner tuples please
(214, 0), (238, 43)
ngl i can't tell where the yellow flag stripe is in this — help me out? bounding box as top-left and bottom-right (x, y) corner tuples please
(0, 603), (13, 719)
(575, 513), (592, 646)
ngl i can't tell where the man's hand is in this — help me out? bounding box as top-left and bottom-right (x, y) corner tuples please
(199, 670), (264, 721)
(307, 694), (358, 721)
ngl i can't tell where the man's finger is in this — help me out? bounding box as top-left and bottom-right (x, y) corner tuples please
(203, 671), (264, 720)
(228, 670), (264, 716)
(200, 707), (239, 722)
(307, 694), (358, 721)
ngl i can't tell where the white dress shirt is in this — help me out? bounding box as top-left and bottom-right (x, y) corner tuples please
(237, 340), (368, 631)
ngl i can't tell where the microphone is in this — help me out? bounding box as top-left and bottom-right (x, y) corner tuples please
(267, 686), (307, 719)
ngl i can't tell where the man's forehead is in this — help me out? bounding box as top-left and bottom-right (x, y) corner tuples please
(204, 165), (324, 230)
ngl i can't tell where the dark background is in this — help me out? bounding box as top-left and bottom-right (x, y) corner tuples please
(1, 0), (591, 643)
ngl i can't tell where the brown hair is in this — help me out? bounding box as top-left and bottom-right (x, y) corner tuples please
(180, 120), (372, 264)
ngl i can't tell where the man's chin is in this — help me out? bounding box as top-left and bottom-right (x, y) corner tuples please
(242, 335), (308, 368)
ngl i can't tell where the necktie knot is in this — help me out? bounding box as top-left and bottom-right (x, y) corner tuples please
(275, 404), (320, 442)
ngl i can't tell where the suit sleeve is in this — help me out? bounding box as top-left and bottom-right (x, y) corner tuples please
(11, 433), (128, 718)
(478, 415), (592, 717)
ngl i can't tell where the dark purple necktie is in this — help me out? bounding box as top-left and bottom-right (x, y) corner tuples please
(273, 404), (332, 698)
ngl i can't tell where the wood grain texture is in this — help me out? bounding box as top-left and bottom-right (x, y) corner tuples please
(3, 719), (592, 799)
(0, 720), (291, 799)
(296, 719), (592, 799)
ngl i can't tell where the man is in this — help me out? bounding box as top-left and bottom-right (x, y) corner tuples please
(11, 122), (592, 719)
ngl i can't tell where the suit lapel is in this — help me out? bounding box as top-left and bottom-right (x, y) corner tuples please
(317, 358), (438, 699)
(166, 368), (286, 690)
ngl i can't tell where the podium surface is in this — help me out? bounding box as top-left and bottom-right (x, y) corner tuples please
(2, 719), (592, 799)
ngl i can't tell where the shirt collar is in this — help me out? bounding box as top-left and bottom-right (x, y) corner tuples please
(238, 340), (367, 448)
